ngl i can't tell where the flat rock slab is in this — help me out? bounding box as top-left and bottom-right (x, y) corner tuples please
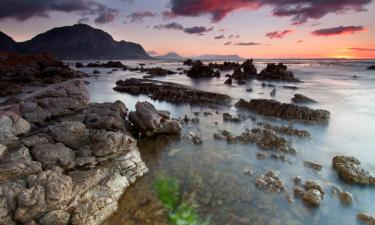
(235, 99), (330, 123)
(114, 78), (231, 105)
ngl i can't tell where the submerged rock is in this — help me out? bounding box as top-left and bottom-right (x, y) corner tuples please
(129, 101), (181, 137)
(235, 99), (330, 123)
(357, 213), (375, 225)
(303, 161), (323, 171)
(332, 155), (375, 185)
(258, 63), (300, 82)
(114, 78), (231, 105)
(339, 191), (354, 204)
(292, 94), (317, 104)
(20, 79), (89, 123)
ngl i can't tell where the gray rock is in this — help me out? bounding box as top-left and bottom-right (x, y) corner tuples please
(48, 121), (89, 149)
(21, 134), (52, 147)
(31, 143), (75, 170)
(302, 189), (322, 207)
(90, 130), (136, 158)
(332, 155), (375, 185)
(0, 111), (31, 146)
(129, 101), (181, 137)
(20, 79), (89, 123)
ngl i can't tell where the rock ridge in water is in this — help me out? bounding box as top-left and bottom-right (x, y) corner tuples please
(235, 99), (330, 123)
(114, 78), (231, 105)
(0, 79), (148, 225)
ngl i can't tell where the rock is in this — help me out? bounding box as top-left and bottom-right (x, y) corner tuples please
(332, 155), (375, 185)
(357, 213), (375, 225)
(283, 85), (298, 90)
(0, 145), (42, 181)
(241, 59), (257, 76)
(246, 88), (253, 92)
(303, 161), (323, 171)
(144, 67), (176, 77)
(0, 52), (85, 97)
(186, 60), (215, 78)
(188, 132), (202, 144)
(235, 99), (330, 123)
(128, 101), (181, 137)
(237, 79), (246, 85)
(223, 113), (241, 122)
(293, 176), (302, 185)
(224, 78), (233, 85)
(256, 152), (266, 159)
(367, 65), (375, 70)
(90, 130), (136, 158)
(0, 144), (6, 157)
(20, 79), (89, 123)
(0, 111), (31, 146)
(214, 70), (221, 78)
(183, 59), (194, 66)
(48, 121), (89, 149)
(21, 134), (52, 147)
(93, 69), (100, 74)
(87, 61), (127, 69)
(270, 88), (276, 97)
(209, 61), (239, 71)
(255, 170), (285, 192)
(304, 181), (324, 196)
(75, 62), (84, 68)
(31, 143), (75, 170)
(292, 94), (317, 104)
(232, 66), (245, 80)
(38, 209), (70, 225)
(294, 187), (305, 197)
(114, 78), (231, 105)
(213, 133), (226, 140)
(84, 100), (128, 132)
(339, 191), (353, 204)
(302, 189), (322, 207)
(262, 123), (311, 138)
(258, 63), (300, 82)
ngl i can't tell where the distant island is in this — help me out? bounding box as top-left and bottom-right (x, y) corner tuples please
(155, 52), (243, 61)
(0, 24), (151, 60)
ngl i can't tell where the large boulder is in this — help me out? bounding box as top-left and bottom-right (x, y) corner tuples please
(332, 156), (375, 185)
(129, 101), (182, 137)
(241, 59), (257, 76)
(48, 121), (89, 149)
(258, 63), (299, 82)
(31, 143), (75, 170)
(235, 99), (330, 123)
(20, 79), (89, 123)
(0, 111), (31, 146)
(186, 60), (215, 78)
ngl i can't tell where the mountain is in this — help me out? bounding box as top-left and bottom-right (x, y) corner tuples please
(0, 31), (18, 52)
(0, 24), (151, 60)
(192, 54), (243, 61)
(155, 52), (185, 60)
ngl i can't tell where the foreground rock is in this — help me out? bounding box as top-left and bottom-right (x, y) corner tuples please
(114, 78), (231, 105)
(357, 213), (375, 225)
(20, 79), (89, 123)
(332, 156), (375, 185)
(186, 60), (215, 78)
(0, 79), (148, 225)
(258, 63), (300, 82)
(291, 94), (317, 104)
(0, 51), (85, 96)
(367, 65), (375, 70)
(236, 99), (330, 123)
(129, 101), (182, 137)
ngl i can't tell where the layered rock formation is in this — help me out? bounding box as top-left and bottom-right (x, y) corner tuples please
(114, 78), (231, 105)
(332, 156), (375, 185)
(235, 99), (330, 123)
(258, 63), (300, 82)
(0, 79), (148, 225)
(0, 51), (85, 96)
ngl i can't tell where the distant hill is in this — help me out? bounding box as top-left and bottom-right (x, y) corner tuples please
(0, 31), (18, 52)
(0, 24), (151, 60)
(155, 52), (185, 60)
(192, 54), (243, 61)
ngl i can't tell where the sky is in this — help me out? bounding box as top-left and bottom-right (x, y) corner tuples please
(0, 0), (375, 59)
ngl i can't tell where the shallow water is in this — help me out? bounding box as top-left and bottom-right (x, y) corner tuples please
(72, 59), (375, 225)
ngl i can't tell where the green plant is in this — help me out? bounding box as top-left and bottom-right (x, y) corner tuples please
(154, 176), (210, 225)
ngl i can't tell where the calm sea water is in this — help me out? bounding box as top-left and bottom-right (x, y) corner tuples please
(29, 59), (375, 224)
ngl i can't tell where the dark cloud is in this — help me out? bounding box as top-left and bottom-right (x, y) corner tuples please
(214, 35), (225, 39)
(0, 0), (118, 24)
(166, 0), (372, 24)
(234, 42), (262, 46)
(126, 10), (156, 23)
(224, 42), (232, 45)
(311, 26), (366, 36)
(154, 22), (184, 30)
(348, 47), (375, 51)
(266, 29), (293, 39)
(183, 26), (213, 35)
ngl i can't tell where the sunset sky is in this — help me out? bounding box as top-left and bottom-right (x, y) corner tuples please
(0, 0), (375, 58)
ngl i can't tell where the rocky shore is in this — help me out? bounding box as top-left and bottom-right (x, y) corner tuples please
(0, 79), (149, 225)
(114, 78), (231, 105)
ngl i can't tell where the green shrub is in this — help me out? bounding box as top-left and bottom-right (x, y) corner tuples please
(154, 176), (210, 225)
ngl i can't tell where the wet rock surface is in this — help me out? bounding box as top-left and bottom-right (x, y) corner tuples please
(357, 213), (375, 225)
(257, 63), (300, 82)
(114, 78), (231, 105)
(0, 51), (85, 96)
(0, 79), (148, 225)
(292, 94), (317, 104)
(332, 156), (375, 185)
(236, 99), (330, 123)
